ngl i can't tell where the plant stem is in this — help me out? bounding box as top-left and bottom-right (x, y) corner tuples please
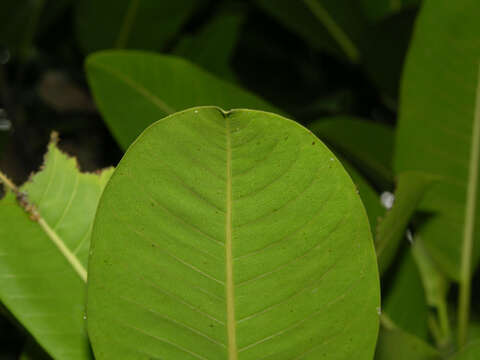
(458, 64), (480, 347)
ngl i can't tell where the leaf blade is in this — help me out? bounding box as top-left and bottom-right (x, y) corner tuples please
(87, 107), (380, 359)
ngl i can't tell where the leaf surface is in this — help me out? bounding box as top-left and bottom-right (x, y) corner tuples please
(0, 137), (112, 360)
(87, 107), (380, 359)
(394, 0), (480, 280)
(86, 51), (279, 150)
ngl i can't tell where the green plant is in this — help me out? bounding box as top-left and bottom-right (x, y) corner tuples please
(0, 0), (480, 359)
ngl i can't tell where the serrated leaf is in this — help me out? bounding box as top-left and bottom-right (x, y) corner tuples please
(87, 107), (380, 359)
(86, 50), (279, 150)
(0, 137), (113, 360)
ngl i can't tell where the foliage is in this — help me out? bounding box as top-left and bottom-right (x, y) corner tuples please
(0, 0), (479, 359)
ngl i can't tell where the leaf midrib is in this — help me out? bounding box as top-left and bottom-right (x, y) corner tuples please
(225, 116), (238, 359)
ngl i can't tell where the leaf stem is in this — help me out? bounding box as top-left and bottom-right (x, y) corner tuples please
(458, 64), (480, 347)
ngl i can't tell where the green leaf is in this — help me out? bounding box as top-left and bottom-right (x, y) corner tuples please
(310, 116), (394, 188)
(394, 0), (480, 281)
(0, 136), (113, 360)
(375, 320), (441, 360)
(75, 0), (202, 53)
(86, 50), (279, 150)
(87, 107), (380, 359)
(376, 171), (436, 274)
(449, 341), (480, 359)
(173, 9), (245, 81)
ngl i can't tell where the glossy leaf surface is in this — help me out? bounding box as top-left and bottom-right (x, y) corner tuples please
(87, 107), (380, 359)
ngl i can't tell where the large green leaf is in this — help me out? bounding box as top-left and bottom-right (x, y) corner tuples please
(310, 116), (394, 188)
(394, 0), (480, 281)
(86, 50), (279, 150)
(75, 0), (202, 53)
(87, 107), (380, 359)
(0, 136), (112, 360)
